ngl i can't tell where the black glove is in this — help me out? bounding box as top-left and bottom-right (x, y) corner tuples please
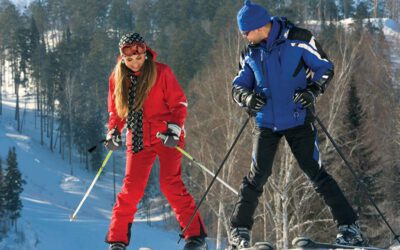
(157, 123), (181, 148)
(104, 128), (122, 151)
(245, 93), (266, 114)
(232, 86), (267, 115)
(293, 88), (318, 108)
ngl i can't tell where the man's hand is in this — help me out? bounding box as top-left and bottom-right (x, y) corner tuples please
(245, 92), (267, 114)
(293, 89), (317, 108)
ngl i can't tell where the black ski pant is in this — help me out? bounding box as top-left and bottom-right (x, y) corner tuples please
(230, 123), (357, 229)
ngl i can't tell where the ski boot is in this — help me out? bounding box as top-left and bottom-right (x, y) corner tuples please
(109, 242), (126, 250)
(228, 227), (251, 249)
(183, 236), (208, 250)
(336, 223), (365, 246)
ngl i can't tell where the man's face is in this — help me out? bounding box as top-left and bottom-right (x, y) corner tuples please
(241, 23), (271, 45)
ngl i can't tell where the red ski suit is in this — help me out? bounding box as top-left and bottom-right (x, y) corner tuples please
(106, 54), (206, 245)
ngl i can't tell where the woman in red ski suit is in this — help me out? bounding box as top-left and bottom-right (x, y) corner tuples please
(104, 33), (207, 250)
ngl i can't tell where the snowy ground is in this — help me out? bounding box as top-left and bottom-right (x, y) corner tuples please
(0, 91), (202, 249)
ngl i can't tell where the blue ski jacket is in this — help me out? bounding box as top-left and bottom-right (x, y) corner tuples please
(233, 17), (333, 131)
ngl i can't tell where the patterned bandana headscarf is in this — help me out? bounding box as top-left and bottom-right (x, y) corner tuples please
(119, 33), (145, 48)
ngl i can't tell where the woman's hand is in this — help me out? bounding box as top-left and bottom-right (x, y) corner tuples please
(104, 128), (122, 151)
(157, 123), (181, 148)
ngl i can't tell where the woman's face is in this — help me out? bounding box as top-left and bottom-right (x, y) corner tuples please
(123, 53), (146, 72)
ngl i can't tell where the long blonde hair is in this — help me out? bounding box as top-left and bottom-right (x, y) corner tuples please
(113, 53), (157, 118)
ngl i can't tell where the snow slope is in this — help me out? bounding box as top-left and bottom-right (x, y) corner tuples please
(0, 93), (190, 249)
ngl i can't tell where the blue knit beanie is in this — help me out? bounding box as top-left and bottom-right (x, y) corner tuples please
(237, 0), (271, 31)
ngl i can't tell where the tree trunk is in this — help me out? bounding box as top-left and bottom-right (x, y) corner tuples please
(50, 105), (54, 152)
(40, 94), (44, 145)
(0, 56), (3, 116)
(60, 131), (63, 156)
(69, 137), (72, 165)
(319, 0), (325, 23)
(374, 0), (378, 18)
(46, 98), (50, 138)
(66, 72), (76, 166)
(13, 61), (20, 131)
(15, 84), (20, 131)
(20, 96), (27, 132)
(216, 201), (224, 250)
(0, 72), (2, 116)
(35, 79), (39, 129)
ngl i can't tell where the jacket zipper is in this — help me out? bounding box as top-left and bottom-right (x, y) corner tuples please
(260, 49), (277, 131)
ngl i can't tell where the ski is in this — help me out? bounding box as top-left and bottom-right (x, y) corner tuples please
(226, 241), (274, 250)
(292, 237), (384, 250)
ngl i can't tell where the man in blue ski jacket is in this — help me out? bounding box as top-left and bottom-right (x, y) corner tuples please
(228, 1), (366, 249)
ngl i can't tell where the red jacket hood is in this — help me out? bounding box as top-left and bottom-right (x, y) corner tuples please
(146, 46), (157, 60)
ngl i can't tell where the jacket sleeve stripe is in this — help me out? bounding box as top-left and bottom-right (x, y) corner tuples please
(291, 42), (330, 63)
(309, 36), (318, 50)
(179, 101), (188, 107)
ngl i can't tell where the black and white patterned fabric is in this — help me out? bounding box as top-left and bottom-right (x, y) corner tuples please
(119, 33), (145, 47)
(126, 75), (144, 153)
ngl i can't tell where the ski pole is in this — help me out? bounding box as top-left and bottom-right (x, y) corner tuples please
(88, 139), (106, 153)
(155, 133), (239, 196)
(175, 146), (238, 195)
(178, 116), (251, 243)
(88, 126), (121, 153)
(70, 150), (113, 221)
(313, 112), (400, 244)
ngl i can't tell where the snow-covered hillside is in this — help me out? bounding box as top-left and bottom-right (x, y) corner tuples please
(306, 18), (400, 90)
(0, 92), (192, 249)
(380, 18), (400, 91)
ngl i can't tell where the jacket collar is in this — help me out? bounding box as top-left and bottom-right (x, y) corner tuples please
(266, 18), (282, 48)
(257, 17), (290, 51)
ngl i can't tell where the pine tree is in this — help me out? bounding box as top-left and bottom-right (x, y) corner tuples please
(325, 0), (339, 21)
(81, 30), (114, 171)
(107, 0), (134, 40)
(344, 83), (384, 242)
(354, 1), (370, 20)
(4, 147), (25, 230)
(339, 0), (354, 18)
